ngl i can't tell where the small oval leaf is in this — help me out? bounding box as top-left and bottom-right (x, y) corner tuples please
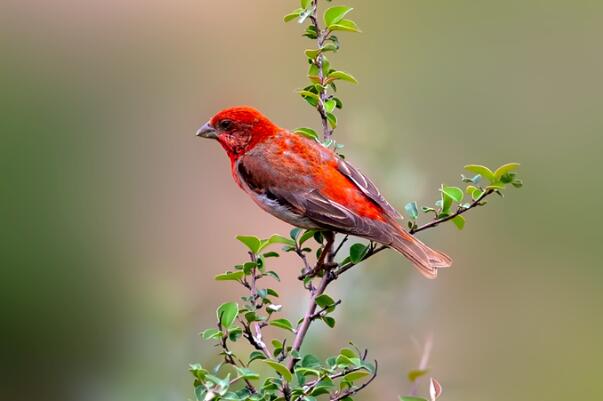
(464, 164), (495, 183)
(263, 360), (293, 382)
(441, 186), (464, 203)
(494, 162), (520, 180)
(324, 6), (353, 27)
(236, 235), (261, 254)
(217, 302), (239, 328)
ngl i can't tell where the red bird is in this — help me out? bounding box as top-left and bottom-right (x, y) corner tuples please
(196, 106), (452, 278)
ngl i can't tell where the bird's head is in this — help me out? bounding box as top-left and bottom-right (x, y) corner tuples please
(197, 106), (279, 159)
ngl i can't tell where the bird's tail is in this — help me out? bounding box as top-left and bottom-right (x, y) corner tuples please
(389, 228), (452, 279)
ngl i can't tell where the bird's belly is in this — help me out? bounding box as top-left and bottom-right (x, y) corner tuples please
(252, 193), (320, 229)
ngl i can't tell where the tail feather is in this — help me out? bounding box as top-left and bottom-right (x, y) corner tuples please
(389, 229), (452, 279)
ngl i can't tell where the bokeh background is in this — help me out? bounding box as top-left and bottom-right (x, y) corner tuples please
(2, 1), (602, 400)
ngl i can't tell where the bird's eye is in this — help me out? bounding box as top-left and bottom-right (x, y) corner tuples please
(218, 119), (233, 130)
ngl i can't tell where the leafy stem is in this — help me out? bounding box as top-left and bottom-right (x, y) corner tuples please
(410, 188), (494, 234)
(309, 0), (333, 141)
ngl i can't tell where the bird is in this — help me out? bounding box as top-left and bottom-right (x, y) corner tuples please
(196, 106), (452, 278)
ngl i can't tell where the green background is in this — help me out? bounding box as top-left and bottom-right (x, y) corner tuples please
(2, 1), (602, 400)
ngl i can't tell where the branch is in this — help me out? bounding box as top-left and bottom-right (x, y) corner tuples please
(217, 319), (256, 393)
(241, 320), (273, 359)
(287, 268), (332, 370)
(309, 299), (342, 321)
(410, 188), (495, 234)
(330, 360), (379, 401)
(331, 188), (498, 277)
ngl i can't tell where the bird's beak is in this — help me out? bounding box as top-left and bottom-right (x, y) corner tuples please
(196, 122), (218, 139)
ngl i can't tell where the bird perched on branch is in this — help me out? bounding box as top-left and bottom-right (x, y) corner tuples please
(196, 106), (452, 278)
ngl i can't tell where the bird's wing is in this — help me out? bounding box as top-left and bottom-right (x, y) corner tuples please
(268, 187), (395, 245)
(236, 149), (396, 245)
(336, 158), (402, 221)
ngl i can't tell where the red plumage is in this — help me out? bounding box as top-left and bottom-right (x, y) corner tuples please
(197, 106), (452, 278)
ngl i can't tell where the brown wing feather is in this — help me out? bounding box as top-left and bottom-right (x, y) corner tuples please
(268, 187), (395, 246)
(336, 158), (402, 221)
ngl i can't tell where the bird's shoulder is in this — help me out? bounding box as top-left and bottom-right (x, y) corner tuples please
(245, 130), (334, 172)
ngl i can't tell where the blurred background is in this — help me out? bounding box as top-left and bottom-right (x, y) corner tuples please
(2, 1), (602, 400)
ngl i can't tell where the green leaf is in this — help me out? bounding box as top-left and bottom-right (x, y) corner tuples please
(217, 302), (239, 328)
(440, 190), (453, 215)
(324, 6), (354, 27)
(315, 294), (335, 308)
(441, 185), (464, 203)
(468, 186), (483, 200)
(452, 215), (465, 230)
(300, 0), (311, 9)
(464, 164), (495, 183)
(336, 354), (354, 366)
(349, 243), (369, 263)
(301, 354), (321, 368)
(194, 385), (207, 401)
(189, 363), (208, 380)
(290, 227), (302, 240)
(236, 235), (261, 254)
(400, 397), (428, 401)
(329, 19), (361, 33)
(242, 262), (257, 275)
(327, 70), (358, 84)
(305, 48), (321, 59)
(263, 360), (293, 382)
(248, 351), (266, 363)
(215, 271), (245, 281)
(283, 8), (303, 23)
(268, 234), (296, 247)
(265, 270), (281, 281)
(499, 172), (515, 184)
(325, 99), (337, 113)
(494, 162), (520, 180)
(201, 328), (222, 340)
(244, 311), (261, 323)
(339, 348), (357, 359)
(235, 366), (260, 380)
(299, 229), (317, 245)
(270, 318), (295, 332)
(322, 316), (336, 328)
(298, 90), (320, 100)
(326, 112), (337, 128)
(295, 367), (321, 377)
(343, 370), (369, 382)
(303, 25), (318, 39)
(294, 128), (319, 141)
(404, 201), (419, 220)
(228, 327), (243, 342)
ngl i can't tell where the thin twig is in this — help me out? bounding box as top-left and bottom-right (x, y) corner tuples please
(287, 271), (331, 370)
(310, 0), (333, 141)
(299, 232), (336, 280)
(309, 299), (342, 321)
(332, 234), (349, 257)
(330, 188), (497, 277)
(410, 188), (494, 234)
(218, 318), (256, 393)
(330, 360), (379, 401)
